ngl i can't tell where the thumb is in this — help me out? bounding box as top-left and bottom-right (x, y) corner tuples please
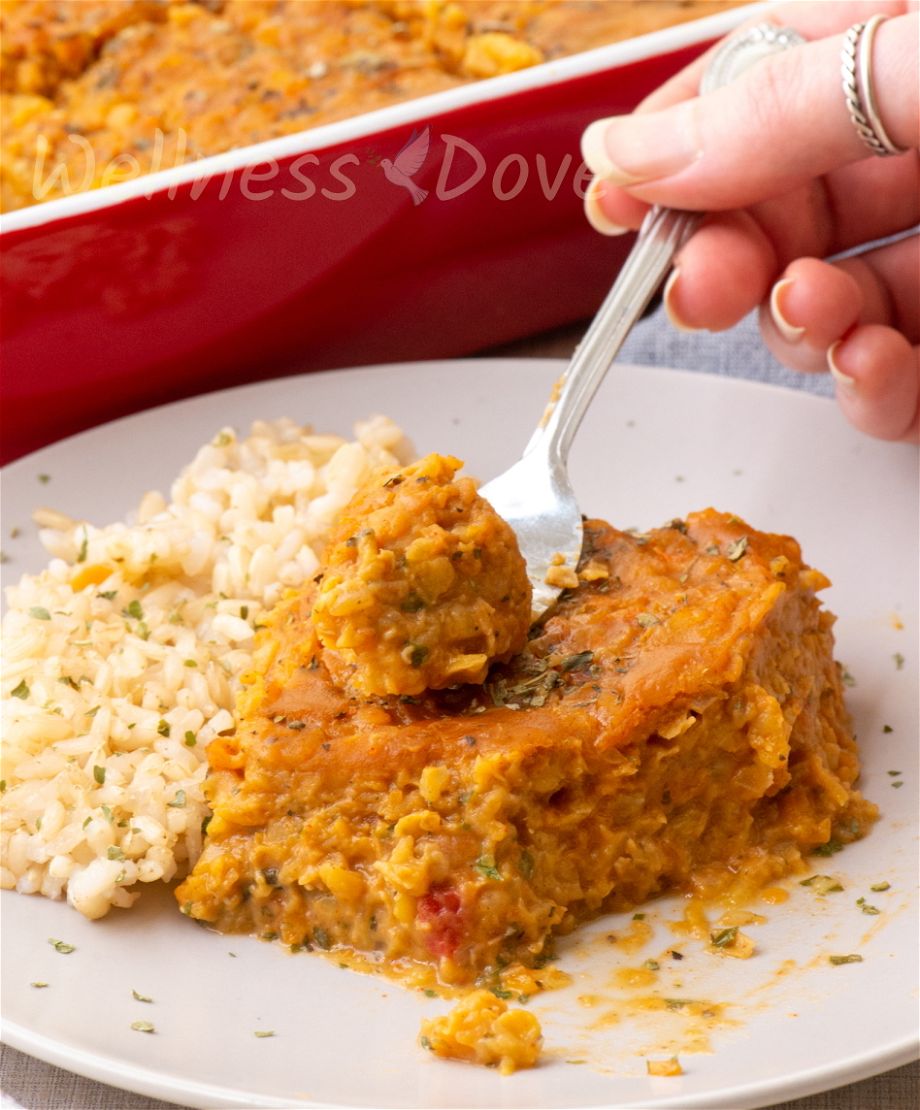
(581, 12), (918, 211)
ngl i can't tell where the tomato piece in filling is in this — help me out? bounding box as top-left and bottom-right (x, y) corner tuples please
(417, 887), (464, 957)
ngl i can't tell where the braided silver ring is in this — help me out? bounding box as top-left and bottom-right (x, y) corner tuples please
(841, 15), (908, 157)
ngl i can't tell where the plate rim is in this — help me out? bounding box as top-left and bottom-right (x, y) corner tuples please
(1, 355), (856, 477)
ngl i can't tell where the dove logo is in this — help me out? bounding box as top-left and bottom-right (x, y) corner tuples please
(379, 127), (430, 205)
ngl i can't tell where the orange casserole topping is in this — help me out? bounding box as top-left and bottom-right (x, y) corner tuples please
(1, 0), (739, 211)
(177, 504), (876, 1047)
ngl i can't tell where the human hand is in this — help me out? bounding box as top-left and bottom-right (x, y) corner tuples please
(581, 1), (919, 442)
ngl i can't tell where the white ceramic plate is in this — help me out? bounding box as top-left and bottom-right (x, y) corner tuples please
(2, 360), (917, 1110)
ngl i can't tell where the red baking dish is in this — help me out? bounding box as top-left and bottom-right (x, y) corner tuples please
(0, 4), (755, 462)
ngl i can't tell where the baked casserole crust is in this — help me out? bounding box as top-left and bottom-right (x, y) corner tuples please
(1, 0), (741, 211)
(177, 509), (876, 986)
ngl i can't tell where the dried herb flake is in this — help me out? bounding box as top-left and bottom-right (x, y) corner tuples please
(727, 537), (748, 561)
(711, 927), (738, 949)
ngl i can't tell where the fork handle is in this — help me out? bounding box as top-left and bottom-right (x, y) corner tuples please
(526, 205), (701, 463)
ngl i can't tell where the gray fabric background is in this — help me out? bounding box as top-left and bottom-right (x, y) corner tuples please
(490, 303), (836, 395)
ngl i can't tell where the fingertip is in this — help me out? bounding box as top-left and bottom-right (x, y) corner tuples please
(760, 260), (867, 374)
(828, 326), (920, 442)
(584, 178), (630, 236)
(826, 341), (857, 392)
(769, 279), (805, 344)
(663, 268), (702, 333)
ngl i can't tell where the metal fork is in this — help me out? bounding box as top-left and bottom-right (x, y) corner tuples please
(481, 22), (805, 620)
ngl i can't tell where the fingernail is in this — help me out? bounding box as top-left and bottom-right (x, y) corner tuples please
(769, 279), (805, 344)
(663, 268), (701, 333)
(581, 102), (701, 186)
(827, 340), (857, 391)
(584, 177), (629, 236)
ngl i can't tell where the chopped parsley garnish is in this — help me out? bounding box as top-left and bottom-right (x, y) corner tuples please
(887, 770), (902, 777)
(184, 731), (197, 746)
(254, 1030), (276, 1038)
(31, 982), (49, 989)
(401, 594), (426, 613)
(167, 790), (186, 808)
(424, 989), (438, 998)
(132, 990), (153, 1003)
(98, 590), (117, 601)
(183, 659), (197, 668)
(892, 781), (904, 788)
(93, 765), (106, 785)
(800, 875), (843, 894)
(157, 719), (171, 737)
(48, 938), (75, 954)
(813, 839), (843, 857)
(518, 851), (534, 880)
(632, 913), (646, 921)
(893, 653), (905, 670)
(107, 846), (125, 860)
(11, 680), (29, 700)
(643, 959), (660, 971)
(829, 954), (863, 965)
(130, 1020), (155, 1033)
(420, 1035), (432, 1051)
(124, 600), (143, 620)
(406, 643), (428, 667)
(840, 667), (856, 687)
(856, 898), (880, 915)
(29, 606), (51, 621)
(38, 473), (51, 484)
(76, 531), (88, 563)
(475, 856), (501, 880)
(870, 882), (891, 893)
(312, 927), (331, 950)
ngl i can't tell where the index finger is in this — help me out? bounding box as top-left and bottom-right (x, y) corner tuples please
(637, 0), (911, 114)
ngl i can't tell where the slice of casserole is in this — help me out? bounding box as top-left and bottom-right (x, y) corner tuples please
(177, 509), (876, 986)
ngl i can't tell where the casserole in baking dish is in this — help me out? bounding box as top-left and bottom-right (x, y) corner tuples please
(0, 1), (756, 461)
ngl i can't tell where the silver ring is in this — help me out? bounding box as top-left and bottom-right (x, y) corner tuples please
(841, 15), (908, 157)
